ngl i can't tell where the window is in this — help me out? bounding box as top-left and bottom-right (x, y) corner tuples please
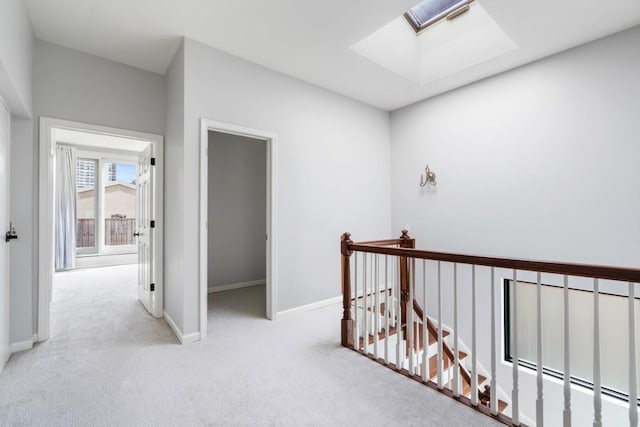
(404, 0), (471, 33)
(76, 159), (98, 251)
(103, 162), (137, 247)
(504, 279), (640, 404)
(75, 151), (138, 256)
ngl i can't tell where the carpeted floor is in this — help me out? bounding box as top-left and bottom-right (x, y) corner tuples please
(0, 265), (499, 426)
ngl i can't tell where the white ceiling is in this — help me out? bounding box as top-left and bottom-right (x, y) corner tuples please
(26, 0), (640, 111)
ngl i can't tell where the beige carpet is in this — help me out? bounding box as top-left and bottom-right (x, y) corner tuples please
(0, 265), (499, 426)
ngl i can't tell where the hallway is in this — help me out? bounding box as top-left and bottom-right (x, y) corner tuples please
(0, 268), (498, 426)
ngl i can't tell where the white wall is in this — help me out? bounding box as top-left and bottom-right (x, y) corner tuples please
(0, 0), (33, 117)
(162, 38), (392, 335)
(8, 41), (167, 343)
(208, 131), (266, 289)
(390, 26), (640, 425)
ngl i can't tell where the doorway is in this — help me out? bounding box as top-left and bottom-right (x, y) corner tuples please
(199, 119), (277, 340)
(38, 118), (164, 342)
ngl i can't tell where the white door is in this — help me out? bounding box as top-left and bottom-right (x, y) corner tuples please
(0, 97), (11, 371)
(136, 144), (159, 317)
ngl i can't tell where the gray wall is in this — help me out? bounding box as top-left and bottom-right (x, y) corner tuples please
(34, 41), (165, 134)
(391, 25), (640, 265)
(6, 41), (167, 343)
(208, 131), (266, 289)
(9, 117), (35, 343)
(389, 25), (640, 426)
(0, 0), (34, 345)
(0, 0), (33, 117)
(164, 37), (392, 335)
(163, 41), (185, 331)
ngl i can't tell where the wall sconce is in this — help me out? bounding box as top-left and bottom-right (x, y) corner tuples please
(420, 165), (437, 187)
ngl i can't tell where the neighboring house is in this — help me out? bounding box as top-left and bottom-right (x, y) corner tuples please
(1, 0), (639, 425)
(77, 182), (136, 219)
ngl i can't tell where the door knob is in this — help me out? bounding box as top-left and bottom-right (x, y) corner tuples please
(5, 222), (17, 242)
(133, 232), (141, 237)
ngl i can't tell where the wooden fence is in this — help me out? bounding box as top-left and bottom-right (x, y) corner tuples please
(76, 218), (136, 247)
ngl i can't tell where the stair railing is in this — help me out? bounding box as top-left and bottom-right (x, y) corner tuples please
(340, 230), (640, 427)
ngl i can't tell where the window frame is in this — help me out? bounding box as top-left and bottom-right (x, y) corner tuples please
(75, 157), (100, 255)
(503, 278), (639, 405)
(403, 0), (474, 34)
(76, 149), (138, 257)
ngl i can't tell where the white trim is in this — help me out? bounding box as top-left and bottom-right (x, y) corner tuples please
(0, 96), (10, 372)
(38, 117), (165, 343)
(163, 310), (182, 343)
(199, 119), (278, 342)
(182, 331), (201, 344)
(208, 279), (265, 294)
(10, 334), (37, 354)
(275, 296), (342, 320)
(74, 253), (137, 269)
(164, 311), (201, 344)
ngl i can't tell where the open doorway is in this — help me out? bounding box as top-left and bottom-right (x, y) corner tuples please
(199, 119), (277, 340)
(38, 118), (164, 342)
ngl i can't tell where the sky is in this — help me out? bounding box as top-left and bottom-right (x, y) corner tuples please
(116, 163), (136, 184)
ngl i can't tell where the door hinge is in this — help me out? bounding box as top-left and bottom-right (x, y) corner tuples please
(150, 283), (155, 292)
(150, 220), (155, 228)
(150, 157), (156, 166)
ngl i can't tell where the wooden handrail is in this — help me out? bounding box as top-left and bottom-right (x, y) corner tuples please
(348, 243), (640, 283)
(355, 238), (403, 246)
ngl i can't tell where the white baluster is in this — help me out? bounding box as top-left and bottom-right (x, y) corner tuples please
(396, 256), (402, 371)
(374, 254), (379, 359)
(629, 282), (638, 427)
(384, 255), (389, 364)
(453, 263), (460, 397)
(437, 261), (443, 389)
(593, 278), (602, 427)
(422, 259), (428, 382)
(363, 254), (368, 355)
(353, 252), (358, 351)
(490, 267), (497, 415)
(512, 270), (520, 425)
(471, 265), (478, 406)
(536, 271), (544, 427)
(563, 275), (571, 427)
(408, 259), (415, 376)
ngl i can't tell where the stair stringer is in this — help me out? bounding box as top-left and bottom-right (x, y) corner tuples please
(430, 316), (535, 425)
(424, 315), (512, 412)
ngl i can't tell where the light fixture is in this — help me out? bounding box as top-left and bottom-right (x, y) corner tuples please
(420, 165), (437, 187)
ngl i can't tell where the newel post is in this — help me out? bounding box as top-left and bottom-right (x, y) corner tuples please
(341, 232), (354, 348)
(398, 229), (415, 332)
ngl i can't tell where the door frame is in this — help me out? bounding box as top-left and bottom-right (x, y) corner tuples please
(0, 96), (11, 370)
(38, 117), (164, 342)
(199, 118), (277, 340)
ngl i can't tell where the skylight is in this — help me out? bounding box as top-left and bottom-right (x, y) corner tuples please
(404, 0), (472, 33)
(350, 1), (517, 86)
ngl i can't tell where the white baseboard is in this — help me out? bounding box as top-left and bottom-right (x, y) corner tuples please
(74, 253), (137, 269)
(10, 334), (37, 354)
(276, 295), (342, 320)
(164, 311), (201, 344)
(208, 279), (265, 294)
(182, 331), (201, 344)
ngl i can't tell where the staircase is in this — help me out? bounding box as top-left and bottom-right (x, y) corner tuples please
(341, 230), (640, 426)
(356, 290), (509, 416)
